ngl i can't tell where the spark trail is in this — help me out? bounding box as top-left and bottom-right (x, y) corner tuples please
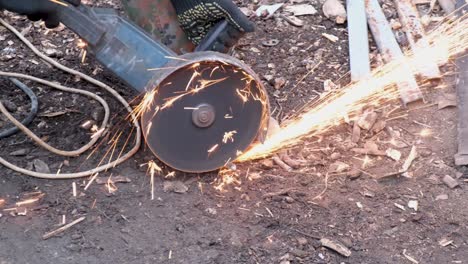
(237, 12), (467, 162)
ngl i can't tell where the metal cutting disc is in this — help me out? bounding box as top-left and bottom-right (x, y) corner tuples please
(141, 60), (269, 172)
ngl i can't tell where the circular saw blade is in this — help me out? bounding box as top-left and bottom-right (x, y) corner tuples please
(141, 60), (269, 173)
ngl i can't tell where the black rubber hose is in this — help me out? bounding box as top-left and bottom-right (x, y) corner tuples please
(0, 78), (39, 139)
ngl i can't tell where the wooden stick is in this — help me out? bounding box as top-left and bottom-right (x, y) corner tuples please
(347, 0), (371, 81)
(395, 0), (441, 79)
(42, 216), (86, 240)
(365, 0), (423, 105)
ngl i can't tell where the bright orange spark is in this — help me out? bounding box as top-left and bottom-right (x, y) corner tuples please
(222, 130), (237, 143)
(106, 175), (118, 194)
(208, 144), (219, 153)
(144, 160), (162, 200)
(49, 0), (68, 7)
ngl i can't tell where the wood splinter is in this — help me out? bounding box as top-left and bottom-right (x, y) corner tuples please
(42, 216), (86, 240)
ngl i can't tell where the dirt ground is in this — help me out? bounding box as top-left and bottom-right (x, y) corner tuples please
(1, 0), (467, 263)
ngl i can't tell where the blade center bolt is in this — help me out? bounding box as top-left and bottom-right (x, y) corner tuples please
(192, 104), (215, 128)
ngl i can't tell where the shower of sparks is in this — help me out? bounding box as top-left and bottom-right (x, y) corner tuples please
(237, 12), (468, 162)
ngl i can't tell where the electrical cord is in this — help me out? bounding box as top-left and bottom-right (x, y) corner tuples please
(0, 17), (142, 179)
(0, 78), (38, 139)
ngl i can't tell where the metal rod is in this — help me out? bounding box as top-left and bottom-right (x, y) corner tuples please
(365, 0), (423, 105)
(347, 0), (371, 81)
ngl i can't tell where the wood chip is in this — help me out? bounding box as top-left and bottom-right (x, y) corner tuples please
(437, 97), (457, 109)
(351, 122), (361, 143)
(357, 111), (378, 130)
(401, 146), (417, 177)
(386, 148), (402, 161)
(43, 216), (86, 240)
(322, 33), (339, 42)
(95, 176), (131, 184)
(282, 15), (304, 27)
(320, 238), (352, 257)
(33, 159), (50, 174)
(442, 175), (459, 188)
(438, 238), (453, 247)
(394, 203), (406, 211)
(402, 249), (419, 264)
(285, 4), (318, 16)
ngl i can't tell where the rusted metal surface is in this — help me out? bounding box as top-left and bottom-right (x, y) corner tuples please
(395, 0), (441, 79)
(365, 0), (423, 105)
(120, 0), (194, 54)
(347, 0), (371, 81)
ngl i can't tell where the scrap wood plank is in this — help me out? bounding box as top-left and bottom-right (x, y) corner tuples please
(395, 0), (441, 79)
(365, 0), (423, 105)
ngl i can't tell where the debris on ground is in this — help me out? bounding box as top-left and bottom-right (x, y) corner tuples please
(322, 0), (347, 24)
(163, 181), (189, 194)
(320, 237), (352, 257)
(442, 175), (459, 189)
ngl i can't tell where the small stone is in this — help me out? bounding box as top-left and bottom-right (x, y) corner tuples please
(329, 161), (349, 173)
(91, 108), (104, 122)
(330, 152), (341, 160)
(419, 148), (432, 157)
(9, 149), (29, 156)
(442, 175), (459, 189)
(33, 159), (50, 173)
(347, 169), (361, 180)
(263, 74), (274, 83)
(261, 159), (274, 168)
(408, 200), (418, 211)
(322, 0), (347, 24)
(323, 79), (339, 91)
(362, 190), (375, 197)
(297, 237), (308, 245)
(285, 4), (317, 16)
(427, 174), (441, 185)
(290, 248), (309, 257)
(274, 77), (286, 89)
(435, 194), (448, 200)
(386, 148), (401, 161)
(284, 196), (295, 203)
(205, 208), (217, 215)
(357, 111), (378, 130)
(455, 171), (463, 179)
(163, 181), (188, 193)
